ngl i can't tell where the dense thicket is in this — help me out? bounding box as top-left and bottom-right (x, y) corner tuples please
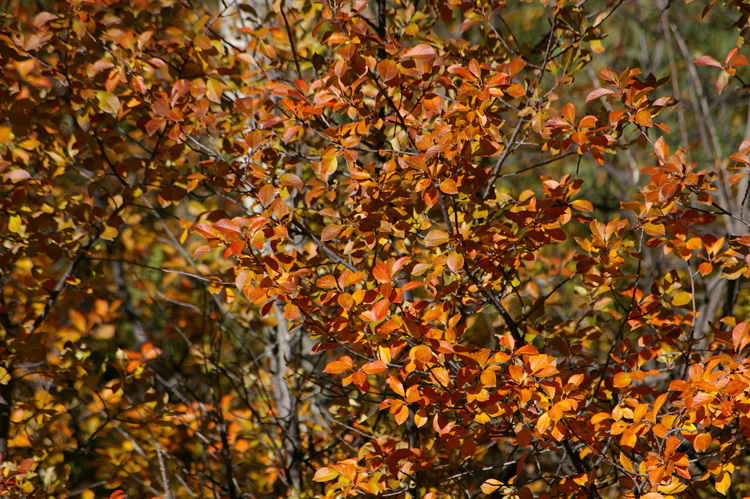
(2, 1), (750, 498)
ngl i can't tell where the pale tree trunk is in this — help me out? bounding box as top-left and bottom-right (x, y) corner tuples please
(271, 304), (302, 495)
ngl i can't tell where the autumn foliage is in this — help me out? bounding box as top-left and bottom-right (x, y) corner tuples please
(3, 0), (750, 498)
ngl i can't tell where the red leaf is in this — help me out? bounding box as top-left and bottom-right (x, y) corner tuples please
(730, 54), (747, 67)
(694, 55), (722, 68)
(145, 118), (165, 136)
(18, 458), (34, 473)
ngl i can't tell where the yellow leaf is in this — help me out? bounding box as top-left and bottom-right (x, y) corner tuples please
(672, 291), (692, 307)
(377, 345), (391, 364)
(716, 471), (731, 495)
(321, 155), (338, 180)
(0, 366), (11, 385)
(480, 478), (502, 495)
(613, 372), (631, 387)
(206, 78), (223, 103)
(100, 224), (119, 241)
(571, 199), (593, 212)
(8, 215), (23, 235)
(96, 90), (120, 115)
(69, 309), (87, 333)
(644, 223), (665, 236)
(619, 452), (634, 473)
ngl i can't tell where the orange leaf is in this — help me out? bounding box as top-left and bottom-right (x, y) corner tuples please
(387, 376), (405, 396)
(324, 356), (353, 374)
(439, 178), (458, 194)
(732, 322), (749, 351)
(404, 44), (436, 60)
(394, 404), (409, 424)
(377, 59), (399, 81)
(280, 173), (304, 191)
(643, 223), (665, 236)
(258, 184), (276, 207)
(424, 229), (449, 247)
(481, 479), (502, 495)
(362, 360), (387, 374)
(585, 88), (615, 102)
(313, 467), (338, 482)
(694, 432), (712, 452)
(699, 262), (713, 276)
(613, 372), (631, 387)
(562, 102), (576, 123)
(447, 252), (464, 272)
(321, 224), (343, 242)
(316, 275), (338, 289)
(634, 109), (653, 127)
(373, 263), (391, 283)
(571, 199), (593, 212)
(402, 281), (423, 291)
(371, 298), (389, 321)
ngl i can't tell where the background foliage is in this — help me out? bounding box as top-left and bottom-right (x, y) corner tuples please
(2, 0), (750, 498)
